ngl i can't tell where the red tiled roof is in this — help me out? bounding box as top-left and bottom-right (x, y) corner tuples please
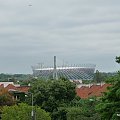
(17, 86), (30, 93)
(76, 86), (90, 98)
(5, 84), (18, 91)
(5, 84), (30, 93)
(89, 84), (111, 97)
(76, 84), (111, 99)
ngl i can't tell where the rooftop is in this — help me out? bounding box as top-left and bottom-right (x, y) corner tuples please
(76, 83), (111, 99)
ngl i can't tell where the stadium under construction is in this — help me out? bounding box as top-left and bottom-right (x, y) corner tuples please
(32, 56), (96, 80)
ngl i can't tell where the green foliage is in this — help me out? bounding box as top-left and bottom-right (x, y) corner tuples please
(96, 72), (120, 120)
(52, 107), (68, 120)
(67, 98), (101, 120)
(28, 78), (76, 119)
(94, 70), (102, 83)
(0, 73), (31, 82)
(105, 72), (120, 85)
(69, 96), (81, 107)
(67, 107), (94, 120)
(30, 78), (76, 110)
(1, 103), (51, 120)
(0, 88), (15, 106)
(116, 56), (120, 63)
(51, 98), (100, 120)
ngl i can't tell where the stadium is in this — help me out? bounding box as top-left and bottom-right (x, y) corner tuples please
(32, 64), (96, 81)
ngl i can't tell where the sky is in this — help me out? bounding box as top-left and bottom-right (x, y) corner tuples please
(0, 0), (120, 74)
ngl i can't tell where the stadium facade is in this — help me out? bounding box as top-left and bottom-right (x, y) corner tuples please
(32, 64), (96, 80)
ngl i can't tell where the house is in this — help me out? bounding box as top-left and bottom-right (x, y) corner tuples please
(0, 82), (30, 101)
(76, 83), (111, 99)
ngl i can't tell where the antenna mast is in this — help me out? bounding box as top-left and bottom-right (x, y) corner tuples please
(53, 56), (57, 80)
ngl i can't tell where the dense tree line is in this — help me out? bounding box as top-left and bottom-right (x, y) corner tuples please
(0, 73), (31, 82)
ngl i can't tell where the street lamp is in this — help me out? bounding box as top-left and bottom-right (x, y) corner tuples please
(27, 83), (35, 120)
(31, 93), (34, 120)
(25, 93), (35, 120)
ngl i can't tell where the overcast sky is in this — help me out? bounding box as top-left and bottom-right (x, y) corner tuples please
(0, 0), (120, 74)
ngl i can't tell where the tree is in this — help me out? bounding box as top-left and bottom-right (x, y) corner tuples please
(52, 107), (68, 120)
(96, 72), (120, 120)
(94, 70), (102, 83)
(1, 103), (51, 120)
(67, 98), (101, 120)
(0, 88), (15, 106)
(93, 70), (109, 83)
(96, 57), (120, 120)
(29, 78), (76, 111)
(28, 78), (76, 119)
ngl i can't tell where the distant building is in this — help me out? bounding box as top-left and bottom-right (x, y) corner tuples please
(32, 64), (96, 80)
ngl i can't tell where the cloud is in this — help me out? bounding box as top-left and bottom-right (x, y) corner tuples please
(0, 0), (120, 73)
